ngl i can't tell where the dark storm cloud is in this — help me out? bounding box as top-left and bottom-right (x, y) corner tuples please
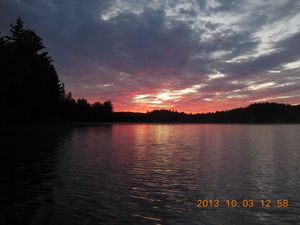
(222, 29), (300, 77)
(0, 0), (300, 111)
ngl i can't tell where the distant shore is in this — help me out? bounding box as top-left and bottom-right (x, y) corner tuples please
(2, 102), (300, 126)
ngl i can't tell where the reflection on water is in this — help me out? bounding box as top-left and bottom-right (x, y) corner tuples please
(1, 124), (300, 224)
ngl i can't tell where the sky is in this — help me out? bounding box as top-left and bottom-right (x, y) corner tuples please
(0, 0), (300, 113)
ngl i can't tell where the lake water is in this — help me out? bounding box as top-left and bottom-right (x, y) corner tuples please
(1, 124), (300, 224)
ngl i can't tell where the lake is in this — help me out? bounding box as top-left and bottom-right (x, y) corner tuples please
(1, 124), (300, 224)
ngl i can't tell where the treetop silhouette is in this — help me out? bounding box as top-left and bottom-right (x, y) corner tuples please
(0, 18), (113, 123)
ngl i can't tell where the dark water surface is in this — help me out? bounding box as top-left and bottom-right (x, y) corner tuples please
(1, 124), (300, 225)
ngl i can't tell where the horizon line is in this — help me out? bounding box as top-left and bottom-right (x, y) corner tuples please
(112, 101), (300, 115)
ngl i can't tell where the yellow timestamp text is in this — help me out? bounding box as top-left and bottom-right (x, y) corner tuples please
(196, 199), (289, 208)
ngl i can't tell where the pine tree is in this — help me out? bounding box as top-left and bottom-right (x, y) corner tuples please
(2, 18), (65, 121)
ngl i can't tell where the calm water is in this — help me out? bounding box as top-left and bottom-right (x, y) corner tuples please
(1, 124), (300, 225)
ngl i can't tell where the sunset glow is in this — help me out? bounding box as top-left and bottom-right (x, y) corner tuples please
(1, 0), (299, 113)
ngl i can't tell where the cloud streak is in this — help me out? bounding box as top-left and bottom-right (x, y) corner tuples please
(0, 0), (299, 112)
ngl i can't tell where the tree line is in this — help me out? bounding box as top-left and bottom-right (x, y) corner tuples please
(1, 19), (299, 124)
(0, 18), (113, 123)
(114, 103), (300, 123)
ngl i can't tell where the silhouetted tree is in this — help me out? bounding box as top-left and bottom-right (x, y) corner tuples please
(103, 100), (113, 113)
(1, 18), (114, 123)
(1, 18), (65, 121)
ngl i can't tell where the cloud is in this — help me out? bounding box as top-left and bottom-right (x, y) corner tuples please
(0, 0), (300, 112)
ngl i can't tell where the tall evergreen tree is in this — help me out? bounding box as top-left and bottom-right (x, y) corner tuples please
(1, 18), (114, 123)
(1, 18), (65, 121)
